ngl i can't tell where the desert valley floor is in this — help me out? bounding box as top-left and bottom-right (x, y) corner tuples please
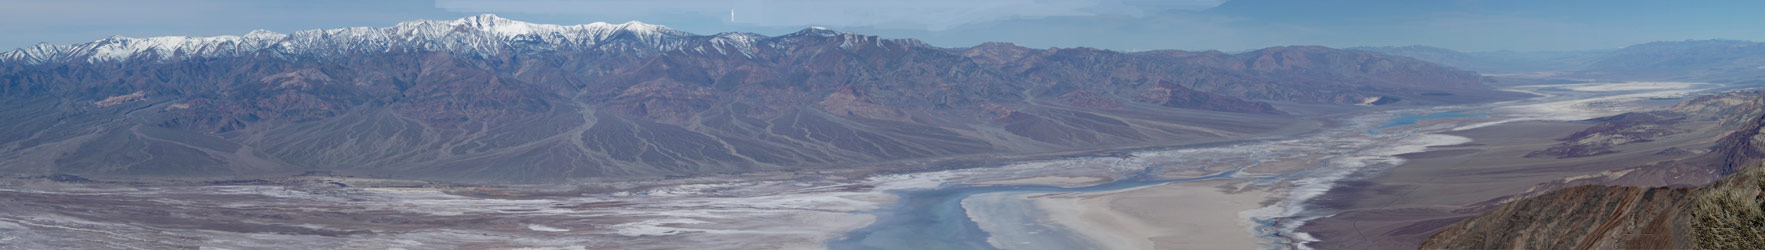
(0, 80), (1750, 250)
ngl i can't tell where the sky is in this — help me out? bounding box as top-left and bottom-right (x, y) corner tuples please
(1, 0), (1761, 52)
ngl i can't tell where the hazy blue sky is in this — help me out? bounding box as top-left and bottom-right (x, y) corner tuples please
(2, 0), (1760, 52)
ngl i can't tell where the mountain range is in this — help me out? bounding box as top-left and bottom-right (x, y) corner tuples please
(1347, 45), (1603, 74)
(1355, 40), (1765, 82)
(0, 15), (1519, 183)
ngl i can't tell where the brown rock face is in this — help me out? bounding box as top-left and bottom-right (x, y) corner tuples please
(0, 23), (1517, 182)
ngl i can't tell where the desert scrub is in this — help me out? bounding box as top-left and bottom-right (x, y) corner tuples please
(1690, 165), (1765, 249)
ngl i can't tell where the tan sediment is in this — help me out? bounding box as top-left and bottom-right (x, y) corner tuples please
(93, 91), (146, 107)
(1032, 179), (1273, 250)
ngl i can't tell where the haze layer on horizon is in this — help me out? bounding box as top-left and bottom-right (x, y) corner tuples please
(2, 0), (1759, 52)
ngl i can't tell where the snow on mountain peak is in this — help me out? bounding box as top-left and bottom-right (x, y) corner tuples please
(612, 21), (670, 34)
(451, 14), (534, 37)
(0, 15), (923, 65)
(463, 13), (512, 24)
(789, 26), (846, 37)
(0, 15), (709, 64)
(244, 29), (286, 40)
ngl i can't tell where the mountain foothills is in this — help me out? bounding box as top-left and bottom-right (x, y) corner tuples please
(1423, 92), (1765, 249)
(0, 15), (1516, 183)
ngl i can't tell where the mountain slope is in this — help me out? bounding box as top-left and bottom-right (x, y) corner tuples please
(0, 15), (1518, 183)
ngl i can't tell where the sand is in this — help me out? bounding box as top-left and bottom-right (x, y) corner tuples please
(1030, 180), (1273, 250)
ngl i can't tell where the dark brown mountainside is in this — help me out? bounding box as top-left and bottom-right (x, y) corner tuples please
(1422, 165), (1765, 250)
(0, 16), (1521, 183)
(1423, 100), (1765, 249)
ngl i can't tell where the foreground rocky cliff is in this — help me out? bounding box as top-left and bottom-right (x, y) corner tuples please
(1423, 98), (1765, 249)
(1422, 164), (1765, 249)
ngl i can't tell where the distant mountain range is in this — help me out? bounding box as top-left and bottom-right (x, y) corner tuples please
(1347, 45), (1604, 74)
(1354, 40), (1765, 82)
(1582, 40), (1765, 81)
(0, 15), (1518, 183)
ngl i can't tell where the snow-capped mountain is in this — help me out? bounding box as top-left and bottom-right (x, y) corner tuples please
(0, 14), (838, 64)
